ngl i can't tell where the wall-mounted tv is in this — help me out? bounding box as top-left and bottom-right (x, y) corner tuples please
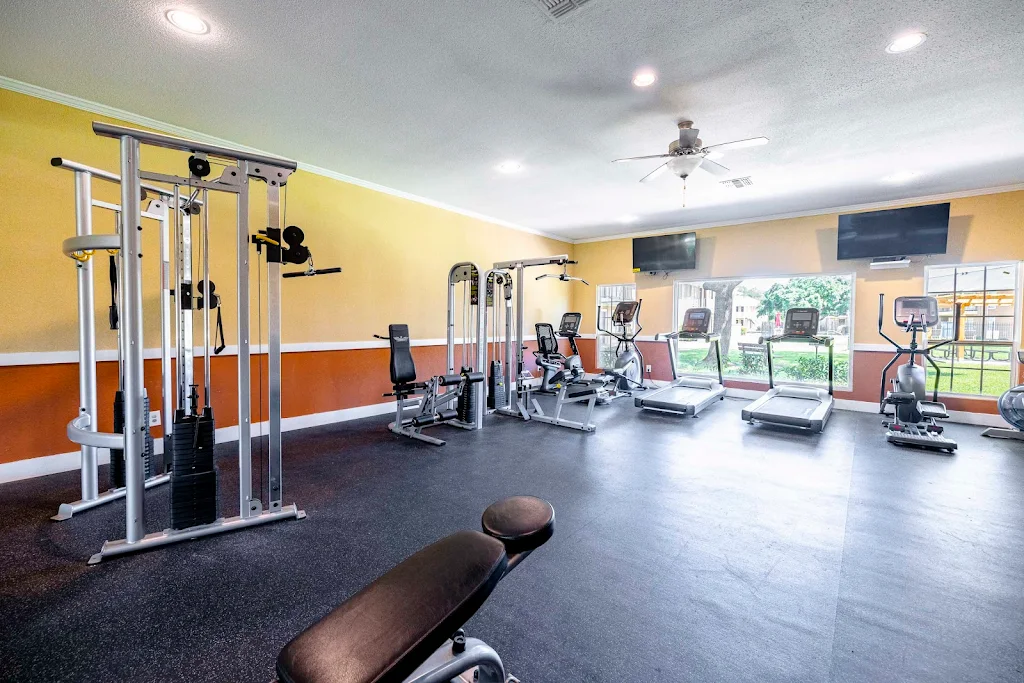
(837, 203), (950, 260)
(633, 232), (696, 272)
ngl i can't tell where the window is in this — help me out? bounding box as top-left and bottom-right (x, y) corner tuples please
(925, 262), (1020, 397)
(596, 283), (637, 368)
(672, 274), (854, 387)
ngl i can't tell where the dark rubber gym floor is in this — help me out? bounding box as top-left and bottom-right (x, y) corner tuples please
(2, 398), (1023, 682)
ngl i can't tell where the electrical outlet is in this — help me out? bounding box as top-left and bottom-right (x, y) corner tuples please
(149, 411), (161, 427)
(645, 365), (652, 373)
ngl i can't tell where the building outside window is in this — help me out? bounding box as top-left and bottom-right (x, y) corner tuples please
(672, 274), (853, 387)
(924, 262), (1020, 397)
(596, 283), (637, 368)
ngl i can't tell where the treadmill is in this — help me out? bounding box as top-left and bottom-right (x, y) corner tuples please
(635, 307), (726, 417)
(742, 307), (834, 432)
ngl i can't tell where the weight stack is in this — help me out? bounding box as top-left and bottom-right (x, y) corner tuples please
(109, 392), (155, 488)
(169, 414), (218, 529)
(457, 367), (480, 423)
(488, 360), (505, 410)
(110, 391), (125, 489)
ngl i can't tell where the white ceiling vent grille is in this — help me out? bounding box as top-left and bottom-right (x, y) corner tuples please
(531, 0), (592, 20)
(720, 177), (754, 188)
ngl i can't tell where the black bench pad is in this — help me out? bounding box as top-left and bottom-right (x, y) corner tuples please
(277, 530), (507, 683)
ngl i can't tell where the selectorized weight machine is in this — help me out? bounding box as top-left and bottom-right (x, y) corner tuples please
(60, 122), (337, 563)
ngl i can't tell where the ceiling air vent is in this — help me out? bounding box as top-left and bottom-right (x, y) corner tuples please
(720, 177), (754, 188)
(531, 0), (592, 20)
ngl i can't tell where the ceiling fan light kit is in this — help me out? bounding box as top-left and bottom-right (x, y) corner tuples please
(613, 121), (769, 191)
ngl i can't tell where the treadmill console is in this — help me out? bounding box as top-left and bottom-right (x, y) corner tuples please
(612, 301), (640, 325)
(558, 312), (582, 338)
(893, 296), (939, 329)
(681, 308), (712, 336)
(783, 308), (820, 337)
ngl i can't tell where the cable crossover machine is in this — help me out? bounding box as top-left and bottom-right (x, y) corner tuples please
(58, 122), (338, 563)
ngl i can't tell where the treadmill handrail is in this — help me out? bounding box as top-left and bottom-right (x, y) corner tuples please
(762, 335), (834, 395)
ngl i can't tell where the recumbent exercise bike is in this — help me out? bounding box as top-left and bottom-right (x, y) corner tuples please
(276, 495), (554, 683)
(377, 324), (484, 446)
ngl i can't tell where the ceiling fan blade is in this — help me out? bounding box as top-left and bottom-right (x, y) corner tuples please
(639, 162), (670, 183)
(678, 127), (700, 149)
(613, 154), (674, 163)
(703, 136), (769, 152)
(698, 158), (731, 176)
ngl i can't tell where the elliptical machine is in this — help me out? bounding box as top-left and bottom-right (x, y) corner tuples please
(597, 300), (645, 398)
(877, 294), (960, 453)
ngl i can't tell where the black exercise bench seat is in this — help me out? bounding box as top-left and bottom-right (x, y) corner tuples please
(277, 496), (555, 683)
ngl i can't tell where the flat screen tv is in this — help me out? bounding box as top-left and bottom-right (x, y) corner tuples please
(837, 203), (950, 260)
(632, 232), (696, 272)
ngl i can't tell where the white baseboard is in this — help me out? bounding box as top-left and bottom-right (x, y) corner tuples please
(0, 401), (395, 485)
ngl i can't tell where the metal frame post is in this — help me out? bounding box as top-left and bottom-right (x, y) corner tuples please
(119, 135), (146, 544)
(74, 171), (98, 502)
(236, 161), (254, 517)
(266, 181), (283, 510)
(158, 199), (174, 438)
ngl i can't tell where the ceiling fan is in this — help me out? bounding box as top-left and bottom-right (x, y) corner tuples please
(613, 121), (769, 191)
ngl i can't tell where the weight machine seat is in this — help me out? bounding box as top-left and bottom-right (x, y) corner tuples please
(387, 324), (417, 386)
(277, 530), (508, 683)
(481, 495), (555, 555)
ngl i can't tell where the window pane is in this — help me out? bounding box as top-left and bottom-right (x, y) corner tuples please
(926, 266), (956, 293)
(955, 266), (986, 292)
(929, 363), (980, 395)
(926, 358), (955, 393)
(985, 265), (1017, 291)
(674, 274), (852, 387)
(983, 316), (1015, 342)
(981, 370), (1012, 397)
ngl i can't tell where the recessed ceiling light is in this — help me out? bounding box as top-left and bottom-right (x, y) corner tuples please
(165, 9), (210, 35)
(882, 171), (920, 184)
(495, 160), (523, 174)
(632, 70), (657, 87)
(885, 32), (926, 54)
(617, 215), (639, 224)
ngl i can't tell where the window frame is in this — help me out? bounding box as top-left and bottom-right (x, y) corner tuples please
(923, 260), (1022, 399)
(672, 272), (856, 391)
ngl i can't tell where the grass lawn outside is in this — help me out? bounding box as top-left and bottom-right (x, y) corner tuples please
(675, 348), (1010, 397)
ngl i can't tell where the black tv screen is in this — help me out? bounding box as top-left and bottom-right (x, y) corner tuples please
(633, 232), (696, 272)
(837, 203), (950, 260)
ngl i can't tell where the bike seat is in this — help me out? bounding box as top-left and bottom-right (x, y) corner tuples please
(277, 530), (507, 683)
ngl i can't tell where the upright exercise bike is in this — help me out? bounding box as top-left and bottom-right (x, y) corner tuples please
(877, 294), (960, 453)
(596, 300), (645, 398)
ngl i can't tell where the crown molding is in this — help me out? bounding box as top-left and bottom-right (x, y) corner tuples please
(572, 184), (1024, 244)
(0, 76), (571, 244)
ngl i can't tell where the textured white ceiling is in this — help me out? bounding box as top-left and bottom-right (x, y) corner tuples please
(2, 0), (1023, 240)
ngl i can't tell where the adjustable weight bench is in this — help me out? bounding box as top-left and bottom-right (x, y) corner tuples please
(277, 496), (555, 683)
(380, 324), (485, 445)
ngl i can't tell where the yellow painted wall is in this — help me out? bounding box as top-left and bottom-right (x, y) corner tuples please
(0, 89), (573, 354)
(571, 192), (1024, 344)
